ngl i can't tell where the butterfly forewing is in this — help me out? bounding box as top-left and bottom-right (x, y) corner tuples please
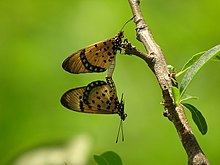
(61, 80), (119, 114)
(62, 32), (123, 74)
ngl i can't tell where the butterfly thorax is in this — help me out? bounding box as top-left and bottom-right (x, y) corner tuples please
(112, 32), (124, 53)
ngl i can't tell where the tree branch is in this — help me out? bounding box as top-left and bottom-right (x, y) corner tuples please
(126, 0), (210, 164)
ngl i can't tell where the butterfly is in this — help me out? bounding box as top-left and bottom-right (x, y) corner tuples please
(61, 77), (126, 142)
(60, 77), (126, 121)
(62, 16), (135, 74)
(62, 32), (124, 74)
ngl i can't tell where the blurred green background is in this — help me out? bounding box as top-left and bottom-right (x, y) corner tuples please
(1, 0), (220, 164)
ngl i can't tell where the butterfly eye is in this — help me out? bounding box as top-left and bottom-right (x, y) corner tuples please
(118, 31), (124, 38)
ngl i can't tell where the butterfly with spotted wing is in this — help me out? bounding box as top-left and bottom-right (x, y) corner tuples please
(62, 16), (135, 74)
(61, 77), (126, 142)
(61, 77), (126, 120)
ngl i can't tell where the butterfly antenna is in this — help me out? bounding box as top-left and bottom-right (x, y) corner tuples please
(120, 15), (136, 32)
(115, 119), (124, 143)
(121, 119), (124, 141)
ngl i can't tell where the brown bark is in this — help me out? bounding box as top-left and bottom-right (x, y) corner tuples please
(126, 0), (209, 164)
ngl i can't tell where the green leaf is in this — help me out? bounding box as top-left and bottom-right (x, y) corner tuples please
(183, 103), (208, 135)
(180, 94), (199, 103)
(180, 44), (220, 97)
(171, 86), (180, 105)
(94, 151), (122, 165)
(94, 155), (109, 165)
(212, 52), (220, 62)
(176, 51), (205, 77)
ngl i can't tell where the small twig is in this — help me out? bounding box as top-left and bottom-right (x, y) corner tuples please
(122, 39), (151, 63)
(126, 0), (210, 164)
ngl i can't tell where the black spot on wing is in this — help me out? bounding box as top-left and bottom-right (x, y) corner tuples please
(80, 49), (106, 73)
(83, 81), (107, 104)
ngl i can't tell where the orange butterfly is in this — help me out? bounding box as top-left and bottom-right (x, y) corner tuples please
(62, 32), (124, 74)
(61, 77), (126, 142)
(60, 77), (126, 121)
(62, 16), (135, 74)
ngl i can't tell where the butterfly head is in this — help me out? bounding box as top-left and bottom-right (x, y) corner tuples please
(118, 93), (127, 121)
(117, 31), (124, 38)
(112, 32), (124, 53)
(114, 31), (124, 43)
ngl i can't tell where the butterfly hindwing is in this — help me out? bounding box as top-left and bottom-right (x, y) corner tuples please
(62, 32), (123, 74)
(61, 80), (119, 114)
(83, 80), (119, 113)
